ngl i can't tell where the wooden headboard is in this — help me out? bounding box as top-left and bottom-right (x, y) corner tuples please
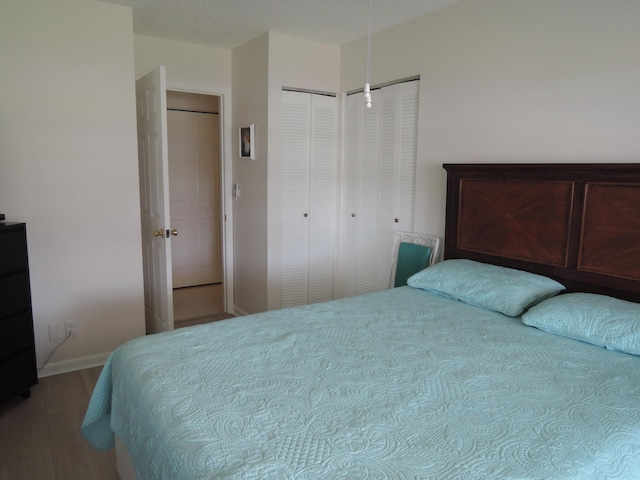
(443, 163), (640, 302)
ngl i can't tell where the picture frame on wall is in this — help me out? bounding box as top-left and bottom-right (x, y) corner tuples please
(239, 124), (255, 160)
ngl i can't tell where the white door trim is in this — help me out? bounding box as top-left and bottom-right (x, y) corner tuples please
(167, 81), (234, 314)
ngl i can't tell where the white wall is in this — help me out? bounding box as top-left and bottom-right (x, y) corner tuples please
(230, 32), (340, 314)
(266, 32), (341, 310)
(341, 0), (640, 238)
(232, 33), (270, 314)
(3, 0), (636, 366)
(133, 35), (231, 86)
(267, 32), (341, 93)
(0, 0), (145, 375)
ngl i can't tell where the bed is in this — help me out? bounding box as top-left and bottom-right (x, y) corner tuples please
(82, 163), (640, 479)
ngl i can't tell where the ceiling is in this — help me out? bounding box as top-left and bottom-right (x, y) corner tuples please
(98, 0), (461, 50)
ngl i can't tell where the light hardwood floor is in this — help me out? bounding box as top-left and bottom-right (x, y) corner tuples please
(173, 283), (225, 322)
(174, 283), (233, 327)
(0, 367), (118, 480)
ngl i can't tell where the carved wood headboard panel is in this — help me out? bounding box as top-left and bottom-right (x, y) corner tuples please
(443, 164), (640, 302)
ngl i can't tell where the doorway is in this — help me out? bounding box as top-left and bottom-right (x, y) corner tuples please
(166, 90), (226, 323)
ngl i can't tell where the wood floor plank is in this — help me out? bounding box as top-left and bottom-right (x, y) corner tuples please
(0, 385), (56, 480)
(108, 447), (121, 480)
(1, 368), (120, 480)
(81, 366), (103, 396)
(41, 370), (91, 415)
(48, 406), (118, 480)
(40, 370), (94, 415)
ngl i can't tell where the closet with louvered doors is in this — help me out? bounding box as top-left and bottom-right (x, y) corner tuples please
(341, 80), (420, 297)
(279, 90), (337, 308)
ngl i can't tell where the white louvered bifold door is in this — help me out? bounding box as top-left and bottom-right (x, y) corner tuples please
(394, 81), (420, 236)
(281, 91), (311, 307)
(358, 90), (382, 295)
(375, 84), (400, 290)
(308, 94), (337, 304)
(340, 80), (419, 297)
(341, 94), (361, 298)
(374, 81), (420, 290)
(280, 91), (337, 307)
(342, 91), (381, 297)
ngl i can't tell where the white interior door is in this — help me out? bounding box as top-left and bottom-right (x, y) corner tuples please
(168, 109), (222, 288)
(136, 66), (174, 334)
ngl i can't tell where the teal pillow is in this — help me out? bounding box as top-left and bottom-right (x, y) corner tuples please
(394, 242), (433, 288)
(407, 259), (565, 316)
(522, 293), (640, 355)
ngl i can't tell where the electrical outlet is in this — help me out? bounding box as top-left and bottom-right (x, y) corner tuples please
(48, 324), (63, 341)
(65, 321), (77, 338)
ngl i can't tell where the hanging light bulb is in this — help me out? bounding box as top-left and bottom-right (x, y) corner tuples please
(364, 0), (373, 108)
(364, 83), (372, 109)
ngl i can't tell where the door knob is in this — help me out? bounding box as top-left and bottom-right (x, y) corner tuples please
(154, 229), (165, 237)
(170, 229), (178, 236)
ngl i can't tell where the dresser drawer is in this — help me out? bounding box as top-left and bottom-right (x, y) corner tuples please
(0, 348), (38, 402)
(0, 312), (35, 362)
(0, 227), (28, 276)
(0, 272), (31, 318)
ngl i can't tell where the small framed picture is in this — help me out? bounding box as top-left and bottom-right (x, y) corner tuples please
(239, 124), (255, 160)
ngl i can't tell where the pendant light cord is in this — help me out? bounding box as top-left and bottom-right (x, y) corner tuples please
(364, 0), (373, 108)
(366, 0), (372, 84)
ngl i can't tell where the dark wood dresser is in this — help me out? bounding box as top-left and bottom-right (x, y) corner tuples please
(0, 222), (37, 401)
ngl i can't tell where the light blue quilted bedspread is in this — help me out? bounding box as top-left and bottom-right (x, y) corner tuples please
(82, 287), (640, 479)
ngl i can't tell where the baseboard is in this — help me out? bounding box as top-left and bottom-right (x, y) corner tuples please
(38, 351), (112, 378)
(38, 308), (243, 378)
(233, 305), (248, 317)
